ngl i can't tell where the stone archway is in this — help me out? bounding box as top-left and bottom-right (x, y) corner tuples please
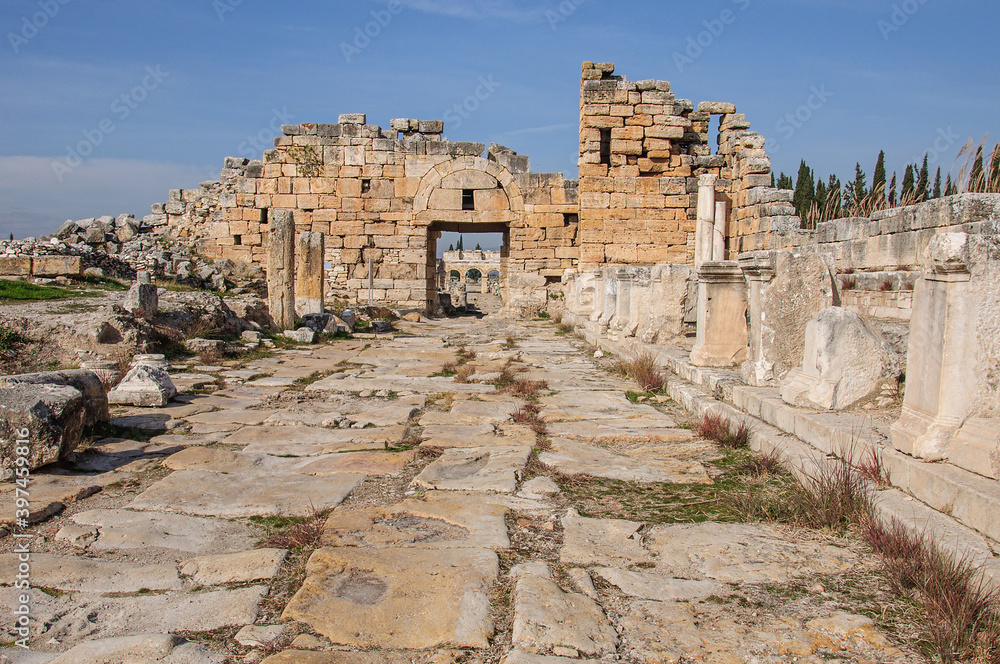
(413, 157), (524, 314)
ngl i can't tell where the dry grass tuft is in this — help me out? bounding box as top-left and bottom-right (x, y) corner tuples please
(453, 365), (474, 383)
(611, 350), (666, 393)
(512, 403), (549, 435)
(262, 505), (327, 550)
(697, 412), (752, 450)
(456, 347), (477, 364)
(855, 445), (892, 489)
(862, 517), (1000, 663)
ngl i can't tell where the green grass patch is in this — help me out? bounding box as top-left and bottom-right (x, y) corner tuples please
(0, 325), (27, 351)
(0, 280), (75, 301)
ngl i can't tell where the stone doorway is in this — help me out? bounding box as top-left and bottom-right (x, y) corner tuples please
(426, 222), (510, 315)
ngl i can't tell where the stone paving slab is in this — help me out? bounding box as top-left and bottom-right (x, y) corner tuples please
(232, 425), (405, 455)
(560, 515), (654, 567)
(546, 420), (692, 444)
(43, 634), (225, 664)
(350, 403), (420, 427)
(4, 586), (267, 644)
(322, 491), (509, 549)
(0, 554), (181, 593)
(69, 509), (257, 554)
(129, 470), (364, 517)
(646, 523), (860, 584)
(261, 652), (458, 664)
(412, 446), (532, 493)
(308, 376), (494, 395)
(539, 391), (664, 421)
(179, 548), (288, 586)
(511, 562), (618, 657)
(291, 451), (415, 476)
(0, 475), (107, 526)
(499, 651), (578, 663)
(593, 567), (722, 602)
(419, 424), (528, 448)
(184, 409), (276, 426)
(539, 438), (711, 484)
(282, 547), (498, 649)
(164, 447), (411, 477)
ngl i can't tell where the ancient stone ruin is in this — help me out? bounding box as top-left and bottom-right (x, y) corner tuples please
(2, 60), (1000, 662)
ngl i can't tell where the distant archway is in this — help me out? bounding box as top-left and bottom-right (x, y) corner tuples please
(466, 268), (482, 282)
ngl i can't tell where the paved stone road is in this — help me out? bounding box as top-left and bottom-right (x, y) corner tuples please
(0, 317), (922, 663)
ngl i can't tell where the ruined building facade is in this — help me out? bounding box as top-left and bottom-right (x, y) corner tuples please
(158, 62), (797, 315)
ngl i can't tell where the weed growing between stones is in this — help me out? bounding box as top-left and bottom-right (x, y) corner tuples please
(257, 506), (328, 551)
(862, 517), (1000, 663)
(512, 403), (549, 436)
(696, 412), (752, 449)
(453, 365), (474, 383)
(610, 350), (666, 393)
(855, 444), (893, 488)
(434, 360), (458, 377)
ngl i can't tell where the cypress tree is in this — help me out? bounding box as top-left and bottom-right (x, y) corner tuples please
(457, 235), (464, 251)
(793, 160), (815, 218)
(888, 172), (898, 206)
(776, 173), (794, 190)
(969, 147), (985, 192)
(827, 175), (842, 218)
(846, 163), (867, 210)
(448, 243), (454, 251)
(932, 167), (942, 199)
(815, 179), (828, 213)
(475, 243), (482, 251)
(902, 164), (915, 201)
(945, 173), (955, 196)
(770, 172), (775, 187)
(872, 150), (887, 199)
(916, 155), (929, 201)
(988, 143), (1000, 193)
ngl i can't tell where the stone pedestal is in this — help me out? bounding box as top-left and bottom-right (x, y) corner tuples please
(595, 271), (617, 336)
(695, 175), (718, 269)
(690, 262), (749, 367)
(125, 270), (158, 320)
(639, 265), (691, 344)
(739, 250), (835, 386)
(267, 210), (296, 331)
(891, 233), (995, 466)
(295, 231), (325, 316)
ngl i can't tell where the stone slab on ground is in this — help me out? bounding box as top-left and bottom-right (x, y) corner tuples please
(539, 438), (711, 484)
(184, 409), (277, 426)
(282, 547), (498, 650)
(234, 425), (405, 455)
(291, 450), (415, 476)
(44, 634), (225, 664)
(499, 652), (579, 663)
(511, 562), (618, 657)
(129, 470), (365, 517)
(261, 652), (458, 664)
(411, 446), (532, 493)
(2, 585), (266, 645)
(547, 420), (693, 444)
(350, 403), (420, 427)
(69, 508), (257, 554)
(560, 515), (654, 567)
(179, 548), (288, 586)
(0, 553), (181, 593)
(646, 522), (860, 584)
(0, 474), (106, 526)
(618, 600), (907, 664)
(593, 567), (722, 602)
(539, 391), (663, 422)
(419, 424), (525, 448)
(322, 491), (509, 549)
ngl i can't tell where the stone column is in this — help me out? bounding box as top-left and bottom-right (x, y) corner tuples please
(267, 210), (296, 331)
(608, 269), (633, 341)
(713, 200), (727, 261)
(739, 252), (776, 384)
(295, 231), (325, 316)
(589, 271), (605, 323)
(695, 175), (718, 269)
(690, 261), (749, 367)
(891, 233), (982, 463)
(596, 269), (618, 336)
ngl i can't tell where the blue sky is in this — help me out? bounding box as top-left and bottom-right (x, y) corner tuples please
(2, 0), (998, 244)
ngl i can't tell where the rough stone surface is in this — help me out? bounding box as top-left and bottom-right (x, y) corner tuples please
(781, 306), (900, 410)
(108, 365), (177, 407)
(179, 548), (288, 585)
(412, 446), (532, 493)
(0, 384), (85, 480)
(0, 370), (109, 427)
(539, 438), (710, 484)
(282, 547), (498, 649)
(45, 634), (224, 664)
(511, 562), (618, 656)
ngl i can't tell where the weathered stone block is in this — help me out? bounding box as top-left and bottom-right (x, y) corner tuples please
(0, 257), (32, 276)
(0, 370), (108, 427)
(32, 256), (83, 277)
(108, 365), (177, 408)
(0, 384), (86, 480)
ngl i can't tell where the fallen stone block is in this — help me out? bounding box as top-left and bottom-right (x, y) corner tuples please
(780, 307), (900, 410)
(0, 369), (108, 427)
(32, 255), (82, 277)
(0, 384), (85, 480)
(300, 313), (332, 333)
(284, 328), (316, 343)
(108, 365), (177, 407)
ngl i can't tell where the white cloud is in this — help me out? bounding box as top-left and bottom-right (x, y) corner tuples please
(0, 156), (216, 239)
(394, 0), (545, 21)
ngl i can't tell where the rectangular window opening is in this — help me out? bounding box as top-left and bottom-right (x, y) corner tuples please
(563, 213), (579, 227)
(599, 128), (612, 166)
(361, 179), (372, 194)
(233, 235), (242, 246)
(462, 189), (475, 210)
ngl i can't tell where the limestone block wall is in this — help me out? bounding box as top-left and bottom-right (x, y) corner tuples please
(577, 62), (788, 269)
